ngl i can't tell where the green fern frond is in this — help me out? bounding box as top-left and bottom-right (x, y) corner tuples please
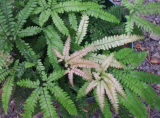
(121, 0), (135, 10)
(36, 59), (46, 73)
(38, 0), (48, 9)
(43, 25), (63, 52)
(134, 0), (144, 5)
(39, 9), (51, 27)
(75, 15), (89, 45)
(119, 89), (147, 118)
(18, 26), (41, 37)
(112, 70), (160, 111)
(22, 88), (41, 118)
(68, 12), (78, 30)
(25, 62), (36, 68)
(2, 73), (15, 114)
(17, 79), (40, 88)
(51, 12), (69, 35)
(132, 14), (160, 36)
(93, 89), (112, 118)
(16, 62), (26, 78)
(77, 82), (90, 100)
(39, 88), (57, 118)
(15, 39), (37, 62)
(47, 70), (65, 82)
(116, 50), (148, 68)
(114, 48), (133, 60)
(114, 48), (148, 68)
(53, 1), (102, 13)
(0, 69), (9, 82)
(48, 0), (57, 8)
(129, 71), (160, 84)
(125, 16), (134, 35)
(33, 7), (44, 14)
(86, 9), (120, 23)
(0, 9), (9, 37)
(47, 82), (77, 116)
(0, 0), (15, 35)
(136, 2), (160, 15)
(47, 43), (61, 70)
(32, 36), (46, 53)
(102, 99), (112, 118)
(15, 0), (38, 33)
(91, 34), (144, 51)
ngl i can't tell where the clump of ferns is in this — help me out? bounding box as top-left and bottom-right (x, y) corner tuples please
(52, 14), (145, 114)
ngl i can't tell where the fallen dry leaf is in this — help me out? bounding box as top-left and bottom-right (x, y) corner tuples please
(150, 57), (160, 64)
(33, 112), (43, 118)
(134, 42), (152, 52)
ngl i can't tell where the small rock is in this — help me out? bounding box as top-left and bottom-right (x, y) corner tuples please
(150, 34), (160, 41)
(158, 45), (160, 51)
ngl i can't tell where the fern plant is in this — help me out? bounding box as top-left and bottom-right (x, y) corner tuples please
(122, 0), (160, 36)
(1, 0), (160, 118)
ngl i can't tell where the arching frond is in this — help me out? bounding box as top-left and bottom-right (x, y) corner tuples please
(85, 80), (98, 95)
(0, 9), (9, 38)
(38, 0), (48, 9)
(132, 14), (160, 36)
(85, 53), (125, 69)
(68, 13), (77, 30)
(39, 88), (57, 118)
(129, 71), (160, 84)
(47, 70), (65, 82)
(75, 15), (89, 45)
(91, 34), (144, 51)
(125, 15), (134, 35)
(96, 81), (105, 111)
(86, 9), (120, 23)
(119, 89), (147, 118)
(0, 69), (9, 82)
(102, 73), (126, 98)
(22, 88), (41, 118)
(63, 36), (70, 60)
(135, 2), (160, 15)
(17, 79), (40, 88)
(39, 9), (51, 26)
(2, 74), (15, 114)
(47, 82), (77, 116)
(53, 1), (102, 13)
(15, 39), (37, 62)
(71, 59), (99, 69)
(0, 0), (15, 35)
(77, 82), (90, 100)
(15, 0), (38, 33)
(101, 53), (114, 70)
(103, 81), (119, 113)
(18, 26), (41, 37)
(51, 12), (69, 35)
(68, 45), (95, 63)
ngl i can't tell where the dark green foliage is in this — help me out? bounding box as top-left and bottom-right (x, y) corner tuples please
(1, 0), (160, 118)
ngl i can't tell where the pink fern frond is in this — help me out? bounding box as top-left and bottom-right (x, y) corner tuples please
(63, 36), (71, 60)
(72, 68), (93, 81)
(67, 45), (95, 63)
(101, 53), (114, 70)
(71, 59), (100, 69)
(53, 48), (63, 59)
(85, 80), (98, 95)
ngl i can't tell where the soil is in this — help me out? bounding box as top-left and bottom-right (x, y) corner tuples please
(1, 0), (160, 118)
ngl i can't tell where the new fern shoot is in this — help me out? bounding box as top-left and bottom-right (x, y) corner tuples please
(0, 0), (160, 118)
